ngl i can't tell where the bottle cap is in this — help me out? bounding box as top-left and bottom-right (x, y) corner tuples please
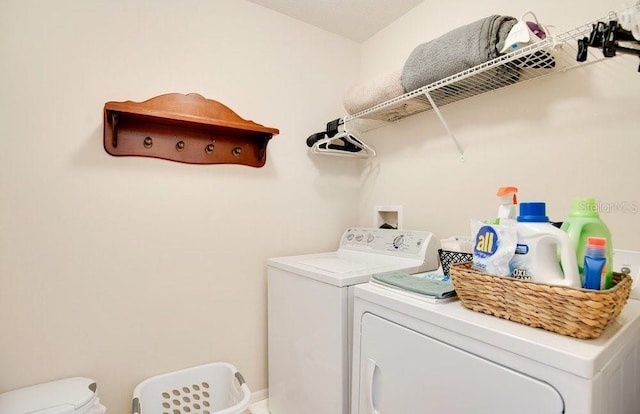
(497, 186), (518, 204)
(587, 237), (607, 247)
(517, 202), (549, 222)
(570, 197), (600, 218)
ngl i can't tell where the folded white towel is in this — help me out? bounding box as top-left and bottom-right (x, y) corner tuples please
(343, 69), (406, 115)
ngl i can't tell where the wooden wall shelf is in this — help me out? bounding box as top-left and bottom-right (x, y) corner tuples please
(103, 93), (279, 167)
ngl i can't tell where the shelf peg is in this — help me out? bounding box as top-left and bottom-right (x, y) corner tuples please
(111, 112), (118, 148)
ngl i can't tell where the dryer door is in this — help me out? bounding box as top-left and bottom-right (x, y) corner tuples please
(356, 313), (564, 414)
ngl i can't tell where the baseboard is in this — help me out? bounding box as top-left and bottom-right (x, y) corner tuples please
(250, 388), (268, 405)
(246, 389), (269, 413)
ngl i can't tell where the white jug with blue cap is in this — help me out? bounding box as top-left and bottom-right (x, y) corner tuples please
(509, 202), (581, 287)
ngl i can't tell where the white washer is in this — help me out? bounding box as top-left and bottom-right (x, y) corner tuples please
(267, 227), (439, 414)
(351, 282), (640, 414)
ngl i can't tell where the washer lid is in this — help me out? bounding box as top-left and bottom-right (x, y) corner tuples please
(0, 377), (97, 414)
(268, 250), (424, 287)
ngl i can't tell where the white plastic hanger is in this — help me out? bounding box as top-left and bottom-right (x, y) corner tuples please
(311, 121), (376, 158)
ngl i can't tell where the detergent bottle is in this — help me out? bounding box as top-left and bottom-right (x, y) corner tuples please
(583, 237), (608, 290)
(560, 198), (613, 289)
(509, 202), (581, 287)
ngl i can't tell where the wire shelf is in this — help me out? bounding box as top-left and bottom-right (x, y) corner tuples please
(344, 13), (616, 130)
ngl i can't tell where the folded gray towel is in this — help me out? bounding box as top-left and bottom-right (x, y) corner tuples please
(401, 15), (517, 92)
(371, 272), (457, 299)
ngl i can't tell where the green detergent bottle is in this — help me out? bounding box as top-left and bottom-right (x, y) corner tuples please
(560, 198), (613, 289)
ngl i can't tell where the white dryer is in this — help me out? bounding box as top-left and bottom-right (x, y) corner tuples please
(267, 228), (439, 414)
(351, 282), (640, 414)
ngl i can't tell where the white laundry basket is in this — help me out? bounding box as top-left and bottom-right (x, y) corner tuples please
(132, 362), (250, 414)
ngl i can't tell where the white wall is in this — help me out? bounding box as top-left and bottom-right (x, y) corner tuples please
(1, 0), (639, 412)
(355, 0), (640, 251)
(0, 0), (361, 412)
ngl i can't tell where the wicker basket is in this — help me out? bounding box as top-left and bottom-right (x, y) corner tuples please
(449, 262), (632, 339)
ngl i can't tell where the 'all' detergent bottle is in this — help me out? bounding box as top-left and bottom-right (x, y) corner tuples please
(560, 198), (613, 289)
(509, 202), (581, 287)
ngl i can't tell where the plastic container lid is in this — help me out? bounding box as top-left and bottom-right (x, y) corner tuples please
(0, 377), (97, 414)
(517, 202), (549, 222)
(587, 237), (607, 247)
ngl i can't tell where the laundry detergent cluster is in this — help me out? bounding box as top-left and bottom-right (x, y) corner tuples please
(471, 187), (613, 289)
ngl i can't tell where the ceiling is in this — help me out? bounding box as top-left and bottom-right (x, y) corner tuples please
(246, 0), (424, 42)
